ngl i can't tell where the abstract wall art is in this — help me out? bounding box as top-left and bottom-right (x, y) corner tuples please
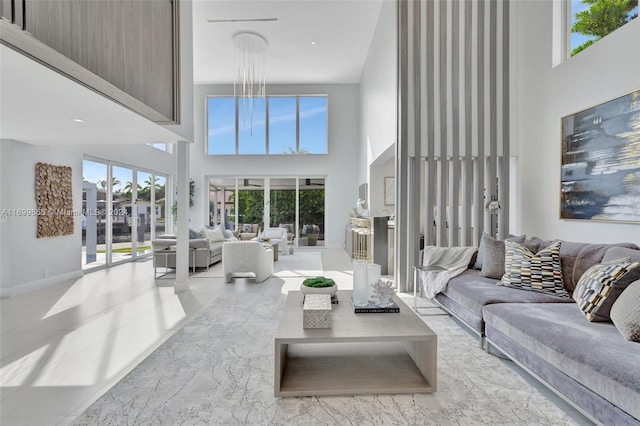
(561, 90), (640, 223)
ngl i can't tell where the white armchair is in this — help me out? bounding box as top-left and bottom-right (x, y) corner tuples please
(222, 241), (274, 283)
(253, 227), (288, 255)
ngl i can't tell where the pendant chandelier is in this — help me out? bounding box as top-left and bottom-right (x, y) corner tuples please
(233, 31), (267, 133)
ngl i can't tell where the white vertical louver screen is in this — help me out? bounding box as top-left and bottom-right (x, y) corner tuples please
(396, 0), (511, 291)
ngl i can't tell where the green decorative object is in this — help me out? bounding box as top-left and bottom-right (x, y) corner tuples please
(303, 277), (335, 288)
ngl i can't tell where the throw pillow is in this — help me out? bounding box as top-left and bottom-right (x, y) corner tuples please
(610, 280), (640, 342)
(206, 227), (225, 242)
(188, 228), (200, 239)
(474, 233), (525, 270)
(242, 224), (253, 233)
(572, 258), (639, 322)
(478, 234), (526, 279)
(499, 240), (568, 297)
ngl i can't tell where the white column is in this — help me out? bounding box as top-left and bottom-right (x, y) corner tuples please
(175, 140), (191, 293)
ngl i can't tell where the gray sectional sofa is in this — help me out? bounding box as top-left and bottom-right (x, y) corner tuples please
(152, 235), (223, 273)
(431, 239), (640, 425)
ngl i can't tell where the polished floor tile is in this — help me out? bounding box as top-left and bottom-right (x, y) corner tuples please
(0, 254), (234, 425)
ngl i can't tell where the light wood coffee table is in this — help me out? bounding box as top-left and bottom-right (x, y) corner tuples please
(274, 290), (437, 397)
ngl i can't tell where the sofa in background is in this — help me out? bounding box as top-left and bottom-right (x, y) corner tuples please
(299, 224), (320, 246)
(151, 227), (234, 275)
(252, 227), (288, 255)
(424, 237), (640, 425)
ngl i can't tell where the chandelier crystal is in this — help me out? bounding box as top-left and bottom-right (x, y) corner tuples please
(233, 31), (267, 133)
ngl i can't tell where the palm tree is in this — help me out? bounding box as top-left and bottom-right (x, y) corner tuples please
(122, 181), (141, 199)
(98, 177), (121, 191)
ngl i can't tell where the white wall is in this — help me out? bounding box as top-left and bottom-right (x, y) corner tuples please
(359, 0), (397, 207)
(369, 147), (395, 217)
(0, 140), (175, 297)
(191, 84), (360, 246)
(516, 2), (640, 244)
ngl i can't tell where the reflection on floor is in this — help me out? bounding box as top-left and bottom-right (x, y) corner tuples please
(0, 247), (337, 426)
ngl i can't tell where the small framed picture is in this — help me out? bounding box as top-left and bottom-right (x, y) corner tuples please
(384, 177), (395, 206)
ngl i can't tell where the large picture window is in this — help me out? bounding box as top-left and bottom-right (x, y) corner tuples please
(207, 95), (328, 155)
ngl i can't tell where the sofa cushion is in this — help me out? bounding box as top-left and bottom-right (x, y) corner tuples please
(441, 270), (573, 319)
(573, 259), (640, 322)
(209, 241), (224, 256)
(474, 233), (525, 270)
(483, 303), (640, 420)
(500, 241), (568, 297)
(560, 241), (639, 292)
(205, 227), (225, 242)
(610, 280), (640, 342)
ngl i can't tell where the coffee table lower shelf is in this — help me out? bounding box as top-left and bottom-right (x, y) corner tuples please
(275, 341), (435, 397)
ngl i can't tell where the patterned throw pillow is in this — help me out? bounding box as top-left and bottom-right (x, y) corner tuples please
(572, 258), (639, 322)
(500, 240), (568, 297)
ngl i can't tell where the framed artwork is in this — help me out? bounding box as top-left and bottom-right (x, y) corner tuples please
(560, 90), (640, 223)
(384, 177), (395, 206)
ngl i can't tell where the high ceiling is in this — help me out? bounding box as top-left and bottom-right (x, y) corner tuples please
(193, 0), (384, 85)
(0, 1), (384, 147)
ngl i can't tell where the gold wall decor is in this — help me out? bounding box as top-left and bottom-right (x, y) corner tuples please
(35, 162), (74, 238)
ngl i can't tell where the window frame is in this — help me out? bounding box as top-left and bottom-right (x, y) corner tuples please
(205, 94), (329, 156)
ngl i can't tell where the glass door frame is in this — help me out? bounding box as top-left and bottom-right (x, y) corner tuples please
(205, 175), (326, 248)
(82, 156), (168, 270)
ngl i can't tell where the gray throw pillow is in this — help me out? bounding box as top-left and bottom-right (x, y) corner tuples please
(610, 280), (640, 342)
(474, 233), (525, 270)
(188, 228), (200, 239)
(477, 233), (526, 276)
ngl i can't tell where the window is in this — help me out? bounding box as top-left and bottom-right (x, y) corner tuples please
(269, 97), (297, 154)
(207, 95), (328, 155)
(208, 97), (236, 155)
(569, 0), (638, 57)
(299, 96), (328, 154)
(148, 143), (168, 151)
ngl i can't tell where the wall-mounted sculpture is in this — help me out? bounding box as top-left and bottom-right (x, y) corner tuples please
(35, 162), (73, 238)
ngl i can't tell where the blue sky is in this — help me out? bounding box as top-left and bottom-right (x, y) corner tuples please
(83, 160), (166, 192)
(207, 96), (328, 155)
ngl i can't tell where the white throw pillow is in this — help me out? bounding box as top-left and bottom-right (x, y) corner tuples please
(203, 227), (225, 242)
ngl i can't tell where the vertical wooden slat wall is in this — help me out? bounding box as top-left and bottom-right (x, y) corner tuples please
(397, 0), (510, 291)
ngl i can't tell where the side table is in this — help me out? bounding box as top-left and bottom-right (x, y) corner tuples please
(413, 265), (449, 316)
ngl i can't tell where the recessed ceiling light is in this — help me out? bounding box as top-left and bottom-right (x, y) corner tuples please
(71, 118), (84, 123)
(311, 41), (317, 45)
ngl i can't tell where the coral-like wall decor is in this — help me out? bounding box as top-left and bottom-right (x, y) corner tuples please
(35, 162), (74, 238)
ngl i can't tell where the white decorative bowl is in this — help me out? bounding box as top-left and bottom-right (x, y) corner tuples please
(300, 283), (338, 295)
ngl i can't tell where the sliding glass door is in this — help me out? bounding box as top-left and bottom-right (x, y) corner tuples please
(82, 160), (107, 269)
(111, 166), (133, 264)
(82, 159), (167, 270)
(298, 178), (325, 247)
(206, 176), (325, 246)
